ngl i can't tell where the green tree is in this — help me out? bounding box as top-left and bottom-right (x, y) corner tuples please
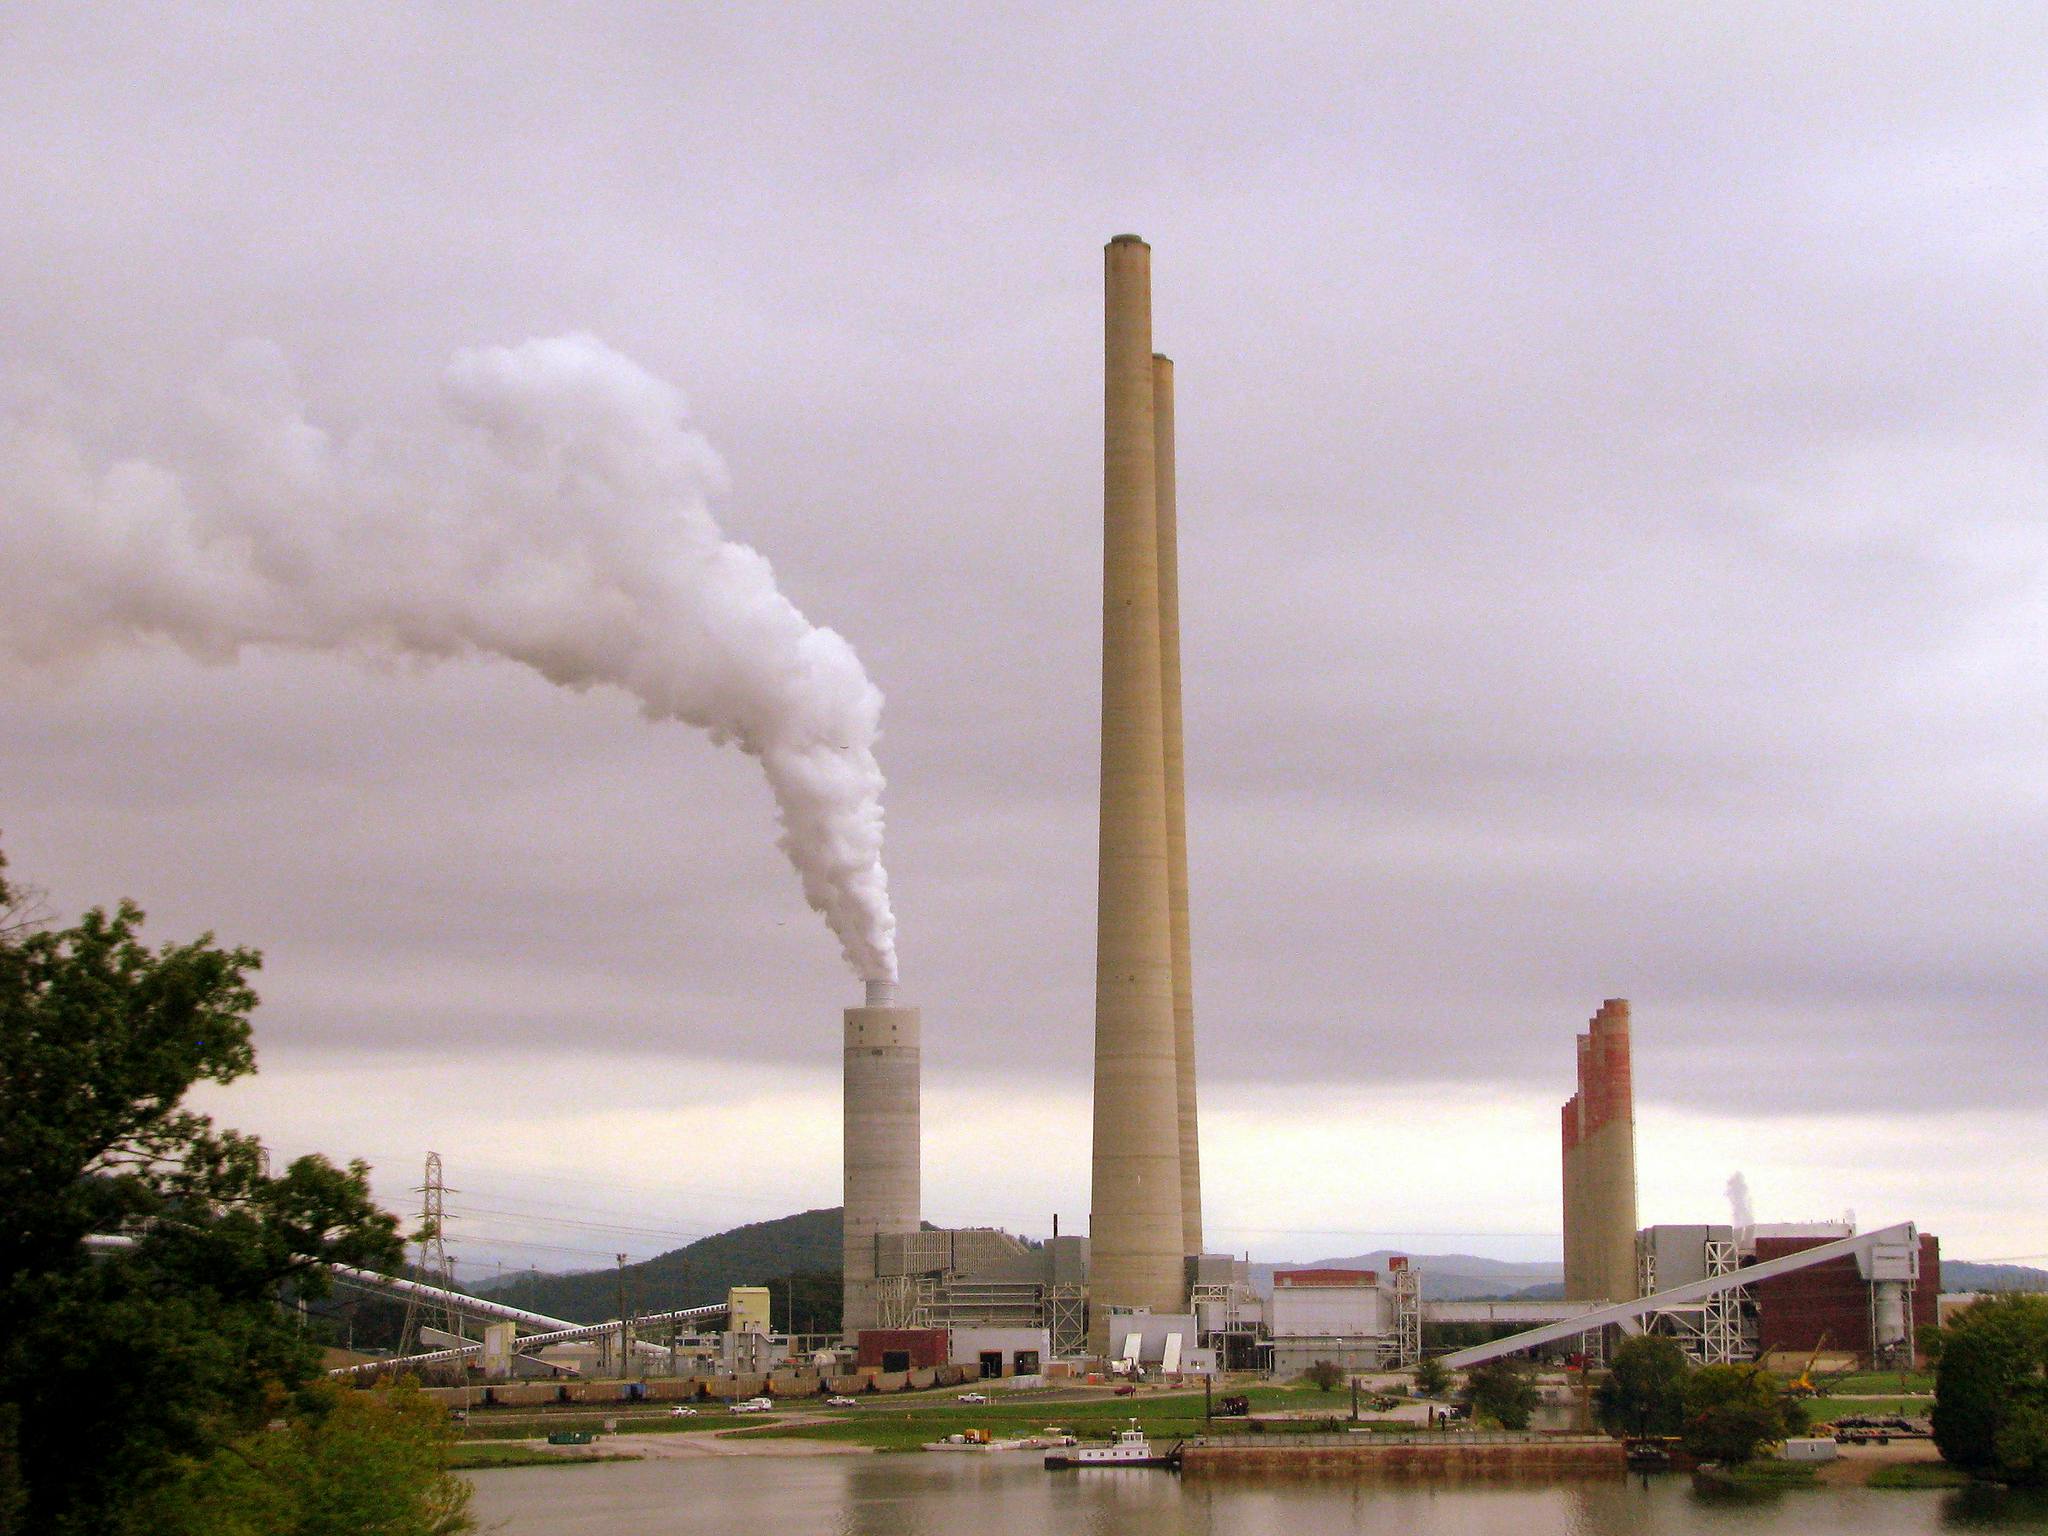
(1595, 1335), (1691, 1438)
(1681, 1364), (1797, 1465)
(1992, 1403), (2048, 1489)
(1303, 1359), (1345, 1392)
(0, 846), (415, 1535)
(1462, 1358), (1540, 1429)
(1932, 1293), (2048, 1485)
(138, 1382), (471, 1536)
(1413, 1355), (1452, 1398)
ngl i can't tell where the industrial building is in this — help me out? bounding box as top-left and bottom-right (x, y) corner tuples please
(1749, 1226), (1939, 1368)
(870, 1226), (1090, 1359)
(1265, 1264), (1420, 1376)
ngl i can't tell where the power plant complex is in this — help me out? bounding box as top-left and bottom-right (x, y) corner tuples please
(329, 236), (1950, 1393)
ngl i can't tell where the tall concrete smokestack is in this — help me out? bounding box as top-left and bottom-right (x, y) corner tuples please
(843, 979), (919, 1334)
(1088, 234), (1185, 1342)
(1561, 998), (1638, 1302)
(1153, 351), (1203, 1257)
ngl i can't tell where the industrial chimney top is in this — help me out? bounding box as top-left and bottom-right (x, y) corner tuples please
(864, 978), (899, 1008)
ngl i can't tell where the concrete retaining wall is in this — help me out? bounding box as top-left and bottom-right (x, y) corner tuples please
(1182, 1436), (1626, 1479)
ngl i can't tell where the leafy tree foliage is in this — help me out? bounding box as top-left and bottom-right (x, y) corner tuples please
(1413, 1355), (1452, 1398)
(773, 1267), (845, 1335)
(1932, 1293), (2048, 1486)
(0, 846), (413, 1535)
(1596, 1334), (1691, 1438)
(1462, 1358), (1540, 1429)
(136, 1382), (472, 1536)
(1681, 1364), (1798, 1465)
(1303, 1359), (1346, 1392)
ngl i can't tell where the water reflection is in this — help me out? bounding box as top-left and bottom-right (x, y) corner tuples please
(465, 1456), (2048, 1536)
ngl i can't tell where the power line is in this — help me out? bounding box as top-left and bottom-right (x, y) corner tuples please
(447, 1204), (710, 1243)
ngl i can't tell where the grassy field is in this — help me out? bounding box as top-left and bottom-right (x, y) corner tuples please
(1803, 1398), (1931, 1422)
(1866, 1463), (1971, 1490)
(455, 1408), (797, 1441)
(1696, 1460), (1821, 1488)
(743, 1389), (1226, 1453)
(449, 1381), (1417, 1455)
(1818, 1372), (1934, 1395)
(448, 1443), (642, 1470)
(735, 1382), (1427, 1453)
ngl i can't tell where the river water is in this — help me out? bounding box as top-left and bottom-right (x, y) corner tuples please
(466, 1457), (2048, 1535)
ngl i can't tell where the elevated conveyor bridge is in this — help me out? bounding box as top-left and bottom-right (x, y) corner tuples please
(1439, 1221), (1919, 1371)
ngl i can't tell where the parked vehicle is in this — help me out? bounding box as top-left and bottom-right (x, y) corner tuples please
(728, 1397), (774, 1414)
(1215, 1395), (1250, 1417)
(958, 1392), (989, 1404)
(825, 1395), (859, 1407)
(669, 1406), (699, 1417)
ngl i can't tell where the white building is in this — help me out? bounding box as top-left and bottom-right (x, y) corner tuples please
(1268, 1268), (1395, 1375)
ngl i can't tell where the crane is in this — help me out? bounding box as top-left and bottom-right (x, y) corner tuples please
(1786, 1331), (1831, 1397)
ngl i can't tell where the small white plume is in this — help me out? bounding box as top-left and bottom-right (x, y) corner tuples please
(0, 334), (897, 980)
(1726, 1171), (1755, 1230)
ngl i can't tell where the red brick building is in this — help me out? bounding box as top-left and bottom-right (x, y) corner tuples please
(1750, 1232), (1940, 1362)
(854, 1328), (949, 1372)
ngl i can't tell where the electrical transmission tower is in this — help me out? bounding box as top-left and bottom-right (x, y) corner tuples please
(397, 1151), (461, 1356)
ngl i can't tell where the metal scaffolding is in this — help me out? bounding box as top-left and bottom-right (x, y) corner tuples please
(1700, 1237), (1746, 1365)
(1392, 1265), (1422, 1367)
(1045, 1285), (1087, 1359)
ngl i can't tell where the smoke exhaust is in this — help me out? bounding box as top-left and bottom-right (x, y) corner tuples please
(0, 334), (899, 981)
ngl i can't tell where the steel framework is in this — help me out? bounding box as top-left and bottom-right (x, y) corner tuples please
(1440, 1221), (1919, 1371)
(1392, 1265), (1422, 1367)
(329, 1300), (731, 1378)
(397, 1153), (459, 1355)
(1046, 1284), (1088, 1359)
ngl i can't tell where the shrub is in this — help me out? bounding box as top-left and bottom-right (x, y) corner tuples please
(1595, 1335), (1690, 1439)
(1462, 1358), (1539, 1430)
(1681, 1364), (1796, 1466)
(1302, 1360), (1345, 1392)
(1932, 1293), (2048, 1485)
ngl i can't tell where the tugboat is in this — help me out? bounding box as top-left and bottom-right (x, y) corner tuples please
(1044, 1420), (1182, 1470)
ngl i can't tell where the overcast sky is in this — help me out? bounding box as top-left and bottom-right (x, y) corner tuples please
(4, 3), (2044, 1272)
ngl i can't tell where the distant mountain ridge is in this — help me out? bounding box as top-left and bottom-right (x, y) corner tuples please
(468, 1209), (2048, 1325)
(1250, 1250), (1563, 1301)
(1942, 1261), (2048, 1293)
(476, 1207), (842, 1324)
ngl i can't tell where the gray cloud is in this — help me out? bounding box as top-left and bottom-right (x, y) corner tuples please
(3, 3), (2045, 1126)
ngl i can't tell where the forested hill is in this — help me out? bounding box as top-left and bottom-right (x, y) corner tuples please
(478, 1207), (843, 1325)
(1944, 1261), (2048, 1293)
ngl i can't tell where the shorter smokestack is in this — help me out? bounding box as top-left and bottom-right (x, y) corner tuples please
(843, 980), (919, 1336)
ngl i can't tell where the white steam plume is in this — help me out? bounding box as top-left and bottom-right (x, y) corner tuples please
(0, 334), (897, 981)
(1726, 1172), (1754, 1230)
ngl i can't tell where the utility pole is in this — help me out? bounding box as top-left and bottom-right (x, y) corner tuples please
(616, 1253), (630, 1380)
(398, 1151), (459, 1357)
